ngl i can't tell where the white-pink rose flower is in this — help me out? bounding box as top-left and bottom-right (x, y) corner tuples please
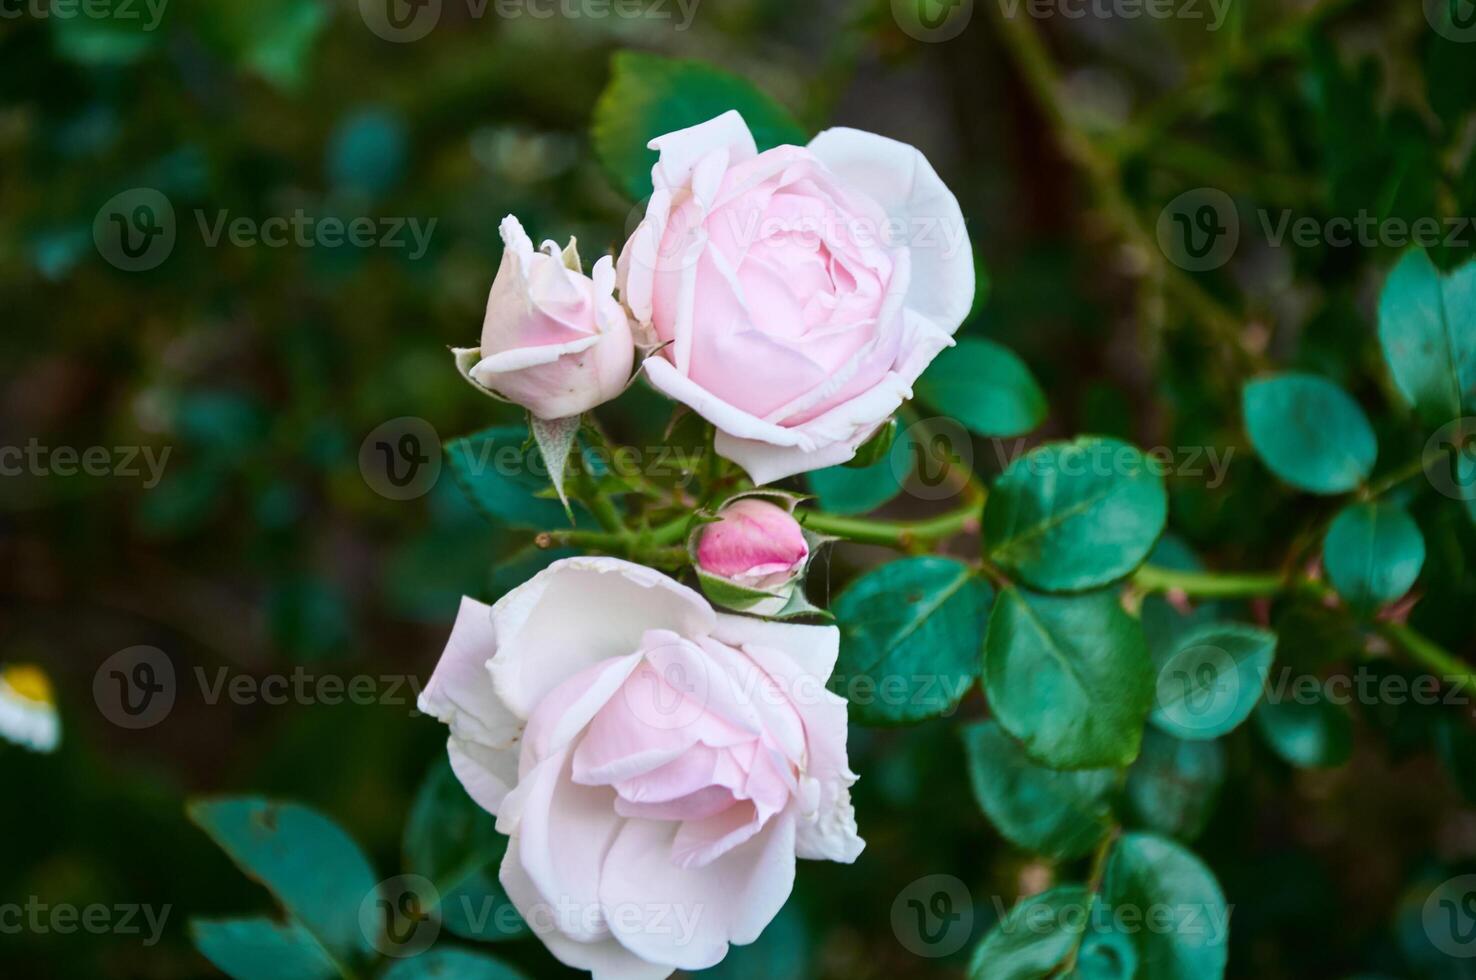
(419, 556), (863, 980)
(617, 110), (974, 484)
(456, 215), (635, 420)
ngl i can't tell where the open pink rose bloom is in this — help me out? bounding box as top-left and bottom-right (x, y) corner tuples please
(619, 110), (975, 483)
(420, 557), (862, 979)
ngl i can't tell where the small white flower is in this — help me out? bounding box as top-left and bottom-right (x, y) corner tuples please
(0, 664), (60, 754)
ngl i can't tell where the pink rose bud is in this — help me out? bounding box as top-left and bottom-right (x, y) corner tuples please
(697, 498), (810, 593)
(458, 215), (635, 419)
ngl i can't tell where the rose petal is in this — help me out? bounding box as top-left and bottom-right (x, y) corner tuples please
(499, 836), (675, 980)
(500, 748), (622, 943)
(599, 812), (797, 971)
(418, 596), (521, 750)
(489, 557), (716, 719)
(808, 127), (975, 336)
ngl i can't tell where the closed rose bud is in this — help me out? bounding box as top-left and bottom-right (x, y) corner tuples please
(456, 214), (635, 420)
(695, 498), (811, 614)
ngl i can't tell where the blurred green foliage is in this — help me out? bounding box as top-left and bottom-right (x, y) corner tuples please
(5, 0), (1476, 977)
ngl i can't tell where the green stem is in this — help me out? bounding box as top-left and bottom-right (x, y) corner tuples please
(1366, 452), (1437, 499)
(587, 492), (624, 533)
(1131, 564), (1288, 599)
(798, 498), (983, 550)
(1377, 621), (1476, 686)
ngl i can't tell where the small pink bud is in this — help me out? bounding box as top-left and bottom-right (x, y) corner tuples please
(696, 498), (809, 592)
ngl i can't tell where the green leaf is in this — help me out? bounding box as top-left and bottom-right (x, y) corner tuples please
(1092, 833), (1230, 980)
(1149, 623), (1277, 740)
(1322, 502), (1426, 611)
(1377, 249), (1476, 426)
(190, 918), (337, 980)
(1242, 374), (1377, 495)
(1125, 729), (1225, 842)
(807, 425), (912, 515)
(592, 51), (807, 201)
(187, 798), (377, 964)
(1254, 695), (1353, 769)
(380, 949), (528, 980)
(916, 338), (1048, 438)
(984, 437), (1167, 592)
(445, 426), (579, 530)
(984, 588), (1153, 769)
(962, 720), (1115, 859)
(832, 557), (990, 725)
(404, 759), (526, 942)
(968, 885), (1092, 980)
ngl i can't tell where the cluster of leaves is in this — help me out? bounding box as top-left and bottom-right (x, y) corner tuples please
(188, 762), (525, 980)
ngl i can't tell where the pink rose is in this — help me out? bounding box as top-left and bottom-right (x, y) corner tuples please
(456, 215), (635, 420)
(617, 111), (974, 484)
(693, 496), (812, 616)
(419, 556), (863, 980)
